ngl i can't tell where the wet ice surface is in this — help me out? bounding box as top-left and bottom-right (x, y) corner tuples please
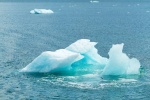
(21, 39), (140, 77)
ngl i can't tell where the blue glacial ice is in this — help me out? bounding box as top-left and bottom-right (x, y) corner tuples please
(20, 39), (141, 76)
(66, 39), (108, 67)
(30, 9), (54, 14)
(102, 43), (141, 76)
(20, 49), (83, 73)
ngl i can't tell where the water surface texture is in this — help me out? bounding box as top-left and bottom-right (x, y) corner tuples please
(0, 1), (150, 99)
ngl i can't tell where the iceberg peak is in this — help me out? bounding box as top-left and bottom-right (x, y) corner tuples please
(102, 43), (141, 76)
(66, 39), (108, 66)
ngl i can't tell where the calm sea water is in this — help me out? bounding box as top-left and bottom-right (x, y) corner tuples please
(0, 1), (150, 100)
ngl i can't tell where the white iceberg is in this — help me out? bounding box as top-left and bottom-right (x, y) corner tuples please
(20, 39), (141, 76)
(90, 1), (99, 3)
(101, 43), (141, 76)
(30, 9), (54, 14)
(20, 49), (83, 73)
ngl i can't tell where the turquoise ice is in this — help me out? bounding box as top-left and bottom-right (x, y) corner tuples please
(20, 39), (140, 76)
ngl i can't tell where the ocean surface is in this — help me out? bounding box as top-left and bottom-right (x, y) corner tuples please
(0, 1), (150, 100)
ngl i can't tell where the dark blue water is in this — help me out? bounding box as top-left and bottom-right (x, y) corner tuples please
(0, 1), (150, 99)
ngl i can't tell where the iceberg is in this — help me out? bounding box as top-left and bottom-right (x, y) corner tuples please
(101, 43), (141, 76)
(30, 9), (54, 14)
(20, 39), (140, 76)
(90, 1), (99, 3)
(20, 49), (83, 73)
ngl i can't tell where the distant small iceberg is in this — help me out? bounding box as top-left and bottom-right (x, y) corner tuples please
(30, 9), (54, 14)
(90, 0), (99, 3)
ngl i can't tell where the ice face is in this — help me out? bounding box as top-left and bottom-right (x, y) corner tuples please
(101, 43), (141, 76)
(30, 9), (54, 14)
(66, 39), (108, 67)
(20, 49), (83, 73)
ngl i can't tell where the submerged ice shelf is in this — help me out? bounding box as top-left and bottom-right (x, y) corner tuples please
(20, 39), (141, 76)
(30, 9), (54, 14)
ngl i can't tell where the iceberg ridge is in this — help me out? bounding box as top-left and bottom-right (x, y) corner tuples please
(66, 39), (108, 67)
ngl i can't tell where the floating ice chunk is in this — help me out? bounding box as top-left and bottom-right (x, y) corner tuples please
(20, 49), (83, 73)
(101, 43), (140, 76)
(90, 1), (99, 3)
(66, 39), (108, 66)
(30, 9), (54, 14)
(20, 39), (141, 77)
